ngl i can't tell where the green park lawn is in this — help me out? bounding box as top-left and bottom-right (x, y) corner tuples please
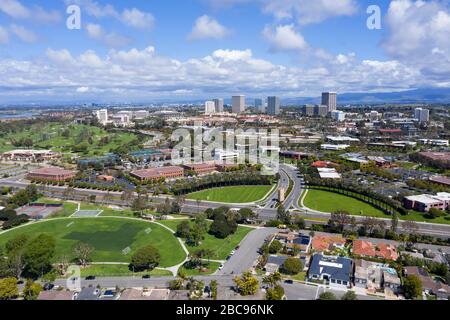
(0, 218), (186, 267)
(303, 190), (389, 218)
(77, 264), (173, 278)
(186, 185), (274, 203)
(159, 219), (253, 261)
(179, 261), (221, 276)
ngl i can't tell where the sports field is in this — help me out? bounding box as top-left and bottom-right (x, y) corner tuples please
(303, 189), (389, 218)
(0, 218), (185, 267)
(186, 185), (273, 203)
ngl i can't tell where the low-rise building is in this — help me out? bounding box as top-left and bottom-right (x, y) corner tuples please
(404, 266), (450, 299)
(404, 192), (450, 212)
(317, 168), (341, 179)
(352, 240), (399, 261)
(308, 254), (353, 289)
(321, 144), (350, 151)
(1, 149), (61, 162)
(27, 167), (76, 182)
(183, 163), (217, 175)
(311, 235), (346, 253)
(131, 166), (184, 181)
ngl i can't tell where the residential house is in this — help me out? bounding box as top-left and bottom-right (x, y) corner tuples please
(311, 235), (346, 253)
(352, 240), (399, 261)
(264, 255), (288, 273)
(308, 254), (353, 289)
(404, 266), (450, 299)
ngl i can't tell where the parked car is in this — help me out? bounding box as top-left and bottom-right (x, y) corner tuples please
(230, 250), (236, 255)
(142, 274), (151, 279)
(85, 276), (96, 281)
(43, 283), (55, 291)
(284, 280), (294, 284)
(218, 264), (224, 270)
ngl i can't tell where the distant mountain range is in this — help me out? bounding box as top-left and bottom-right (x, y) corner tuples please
(283, 88), (450, 105)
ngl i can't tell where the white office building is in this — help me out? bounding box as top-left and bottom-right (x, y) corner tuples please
(232, 95), (246, 114)
(321, 144), (350, 151)
(331, 110), (345, 122)
(205, 101), (216, 115)
(96, 109), (108, 125)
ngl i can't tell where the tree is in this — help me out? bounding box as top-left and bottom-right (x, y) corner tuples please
(22, 280), (42, 300)
(269, 240), (283, 254)
(23, 234), (56, 278)
(402, 221), (419, 239)
(0, 277), (19, 300)
(262, 272), (282, 288)
(391, 212), (399, 233)
(234, 271), (259, 296)
(209, 212), (237, 239)
(210, 280), (218, 300)
(237, 208), (257, 223)
(176, 220), (191, 238)
(277, 205), (291, 225)
(403, 275), (422, 299)
(187, 224), (205, 246)
(280, 257), (303, 275)
(318, 291), (337, 300)
(130, 245), (161, 272)
(293, 216), (306, 230)
(73, 242), (95, 267)
(328, 211), (351, 233)
(266, 285), (285, 300)
(341, 291), (357, 300)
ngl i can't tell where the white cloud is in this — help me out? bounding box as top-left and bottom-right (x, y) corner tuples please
(0, 26), (9, 44)
(76, 86), (90, 93)
(382, 0), (450, 78)
(0, 0), (61, 23)
(262, 24), (307, 51)
(67, 0), (155, 30)
(121, 8), (155, 30)
(188, 15), (229, 40)
(0, 45), (434, 103)
(86, 23), (132, 48)
(10, 24), (38, 43)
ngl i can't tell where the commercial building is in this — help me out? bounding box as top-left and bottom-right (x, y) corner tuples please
(204, 101), (216, 115)
(322, 92), (337, 112)
(27, 167), (77, 182)
(331, 110), (345, 122)
(131, 166), (184, 181)
(96, 109), (108, 125)
(213, 99), (224, 113)
(267, 96), (280, 115)
(134, 110), (149, 120)
(255, 98), (264, 113)
(321, 144), (350, 151)
(414, 108), (430, 123)
(418, 139), (449, 147)
(317, 168), (341, 179)
(303, 104), (315, 116)
(308, 254), (352, 289)
(213, 149), (239, 162)
(314, 105), (328, 117)
(182, 163), (217, 175)
(404, 192), (450, 212)
(415, 152), (450, 169)
(326, 136), (360, 143)
(1, 149), (61, 162)
(232, 95), (246, 114)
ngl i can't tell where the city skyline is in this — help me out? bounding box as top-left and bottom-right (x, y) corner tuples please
(0, 0), (449, 103)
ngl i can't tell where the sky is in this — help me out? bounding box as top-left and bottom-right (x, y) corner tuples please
(0, 0), (450, 104)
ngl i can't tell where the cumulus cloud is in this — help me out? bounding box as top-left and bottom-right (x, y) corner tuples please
(76, 86), (90, 93)
(10, 24), (38, 43)
(188, 15), (230, 40)
(86, 23), (132, 48)
(0, 45), (434, 103)
(262, 24), (307, 51)
(121, 8), (155, 30)
(0, 26), (9, 44)
(382, 0), (450, 81)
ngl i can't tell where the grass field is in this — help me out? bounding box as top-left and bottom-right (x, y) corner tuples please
(179, 262), (221, 276)
(0, 218), (185, 267)
(159, 219), (253, 260)
(303, 190), (389, 218)
(186, 185), (273, 203)
(37, 198), (78, 218)
(0, 123), (137, 156)
(77, 264), (173, 277)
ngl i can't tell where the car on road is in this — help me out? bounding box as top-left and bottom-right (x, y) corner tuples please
(230, 250), (236, 255)
(226, 255), (231, 261)
(43, 283), (55, 291)
(235, 245), (240, 250)
(284, 280), (294, 284)
(218, 264), (224, 270)
(142, 274), (151, 279)
(85, 276), (96, 281)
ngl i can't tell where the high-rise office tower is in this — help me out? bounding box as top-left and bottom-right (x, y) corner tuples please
(267, 96), (281, 115)
(414, 108), (430, 123)
(232, 95), (246, 114)
(322, 92), (337, 112)
(255, 98), (264, 112)
(213, 99), (224, 113)
(314, 105), (328, 117)
(205, 101), (216, 115)
(96, 109), (108, 125)
(303, 104), (315, 116)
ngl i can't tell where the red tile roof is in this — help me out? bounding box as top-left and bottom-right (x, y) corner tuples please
(353, 240), (398, 261)
(312, 235), (346, 252)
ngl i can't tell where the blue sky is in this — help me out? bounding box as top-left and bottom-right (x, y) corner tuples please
(0, 0), (449, 103)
